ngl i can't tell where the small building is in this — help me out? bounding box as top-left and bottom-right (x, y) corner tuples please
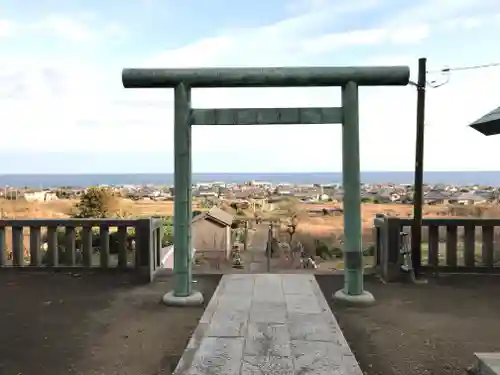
(191, 206), (234, 260)
(24, 190), (58, 202)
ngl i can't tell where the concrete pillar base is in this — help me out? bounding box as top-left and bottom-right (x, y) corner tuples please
(333, 289), (375, 306)
(162, 290), (204, 306)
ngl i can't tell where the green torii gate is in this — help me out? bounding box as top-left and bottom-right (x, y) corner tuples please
(122, 66), (410, 306)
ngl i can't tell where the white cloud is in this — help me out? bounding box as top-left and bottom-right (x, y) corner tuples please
(0, 20), (18, 38)
(303, 24), (430, 54)
(386, 0), (499, 26)
(33, 15), (96, 41)
(285, 0), (380, 15)
(0, 14), (126, 43)
(1, 2), (500, 172)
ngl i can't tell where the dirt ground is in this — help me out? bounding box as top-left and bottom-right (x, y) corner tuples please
(0, 271), (220, 375)
(316, 274), (500, 375)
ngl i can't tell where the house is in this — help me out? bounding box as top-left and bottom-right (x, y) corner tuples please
(450, 192), (490, 205)
(193, 187), (219, 198)
(423, 190), (450, 205)
(191, 206), (234, 260)
(23, 190), (58, 202)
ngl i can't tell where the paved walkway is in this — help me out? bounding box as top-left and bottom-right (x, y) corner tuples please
(247, 224), (269, 273)
(173, 274), (362, 375)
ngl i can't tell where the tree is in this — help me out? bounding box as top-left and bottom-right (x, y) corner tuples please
(73, 187), (116, 218)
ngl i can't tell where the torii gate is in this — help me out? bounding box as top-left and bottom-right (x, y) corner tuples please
(122, 66), (410, 306)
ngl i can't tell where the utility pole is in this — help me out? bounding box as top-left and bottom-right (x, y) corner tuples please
(411, 57), (427, 277)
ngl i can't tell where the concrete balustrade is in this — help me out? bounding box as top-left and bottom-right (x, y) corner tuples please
(0, 218), (165, 282)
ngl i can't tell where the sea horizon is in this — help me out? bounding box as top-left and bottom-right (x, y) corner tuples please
(0, 171), (498, 187)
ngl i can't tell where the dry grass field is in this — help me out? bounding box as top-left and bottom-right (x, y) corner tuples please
(0, 199), (179, 255)
(296, 202), (448, 239)
(1, 197), (498, 246)
(1, 198), (499, 270)
(0, 198), (491, 229)
(0, 198), (177, 219)
(292, 202), (500, 268)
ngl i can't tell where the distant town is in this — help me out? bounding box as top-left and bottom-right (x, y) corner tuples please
(1, 180), (499, 206)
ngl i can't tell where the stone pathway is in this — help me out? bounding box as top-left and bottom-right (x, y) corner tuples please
(247, 224), (269, 273)
(173, 274), (362, 375)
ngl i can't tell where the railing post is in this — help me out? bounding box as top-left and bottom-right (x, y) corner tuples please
(46, 226), (58, 267)
(481, 225), (494, 268)
(373, 213), (386, 269)
(29, 226), (42, 266)
(65, 226), (77, 266)
(0, 226), (5, 266)
(12, 226), (24, 266)
(382, 217), (402, 282)
(136, 218), (153, 282)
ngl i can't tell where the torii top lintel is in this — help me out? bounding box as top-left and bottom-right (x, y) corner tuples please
(122, 66), (410, 88)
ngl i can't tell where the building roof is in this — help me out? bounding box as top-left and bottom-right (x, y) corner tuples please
(469, 106), (500, 136)
(454, 193), (487, 201)
(207, 206), (234, 226)
(191, 206), (234, 227)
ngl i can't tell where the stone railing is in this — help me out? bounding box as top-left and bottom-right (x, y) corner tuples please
(0, 218), (165, 282)
(374, 215), (500, 281)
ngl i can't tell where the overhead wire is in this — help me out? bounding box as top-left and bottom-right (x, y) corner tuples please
(414, 60), (500, 127)
(427, 61), (500, 74)
(424, 61), (500, 89)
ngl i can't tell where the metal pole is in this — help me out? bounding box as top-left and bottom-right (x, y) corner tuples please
(173, 82), (193, 297)
(341, 81), (363, 295)
(411, 58), (427, 277)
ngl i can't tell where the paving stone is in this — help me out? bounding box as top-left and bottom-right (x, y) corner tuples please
(199, 282), (225, 324)
(249, 302), (287, 323)
(281, 274), (315, 295)
(241, 355), (294, 375)
(221, 278), (255, 295)
(253, 287), (285, 303)
(217, 295), (252, 311)
(181, 337), (244, 375)
(244, 322), (291, 357)
(254, 274), (282, 289)
(288, 313), (339, 342)
(205, 309), (249, 337)
(285, 294), (322, 314)
(291, 340), (362, 375)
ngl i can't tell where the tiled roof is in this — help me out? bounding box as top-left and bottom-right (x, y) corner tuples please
(469, 106), (500, 136)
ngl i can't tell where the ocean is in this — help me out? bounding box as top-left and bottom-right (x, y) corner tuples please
(0, 172), (498, 187)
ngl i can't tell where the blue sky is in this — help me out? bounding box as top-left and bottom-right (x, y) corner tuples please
(1, 0), (500, 173)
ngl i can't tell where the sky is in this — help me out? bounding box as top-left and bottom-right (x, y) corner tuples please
(1, 0), (500, 174)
